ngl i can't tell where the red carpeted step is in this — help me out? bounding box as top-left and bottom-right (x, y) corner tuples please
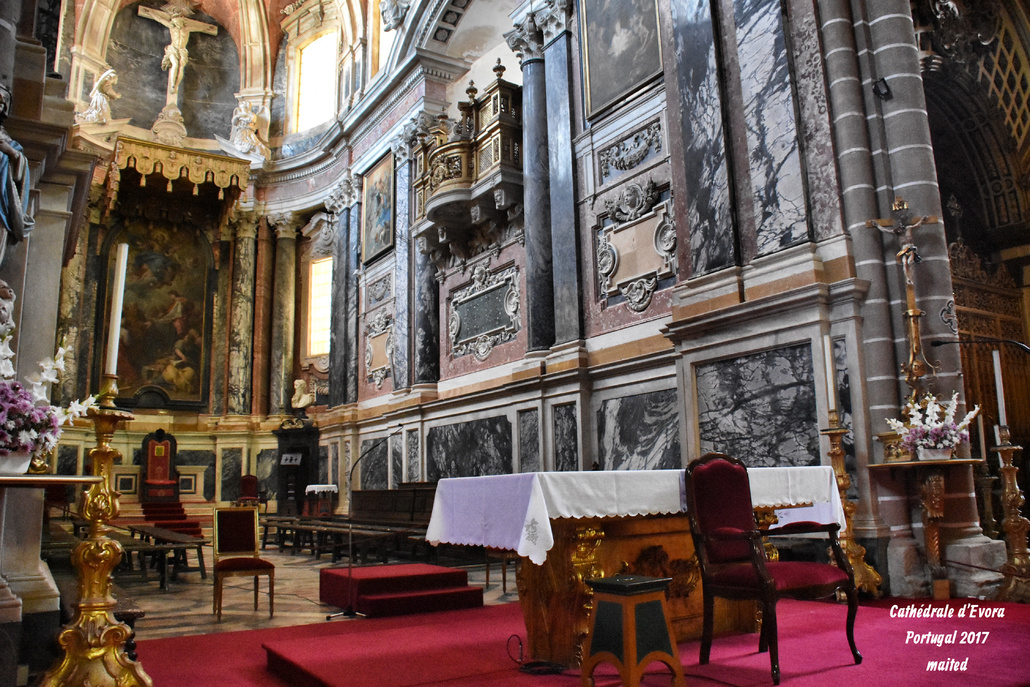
(320, 564), (483, 617)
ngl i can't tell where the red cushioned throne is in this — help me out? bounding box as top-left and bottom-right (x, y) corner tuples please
(140, 429), (179, 502)
(684, 452), (861, 685)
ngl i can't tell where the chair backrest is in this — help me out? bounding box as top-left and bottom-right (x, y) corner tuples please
(140, 429), (179, 501)
(213, 507), (260, 561)
(240, 475), (259, 499)
(685, 453), (757, 564)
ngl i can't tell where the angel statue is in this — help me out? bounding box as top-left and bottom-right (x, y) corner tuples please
(75, 69), (121, 125)
(228, 99), (271, 160)
(0, 84), (34, 265)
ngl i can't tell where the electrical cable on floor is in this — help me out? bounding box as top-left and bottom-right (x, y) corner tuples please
(506, 634), (566, 675)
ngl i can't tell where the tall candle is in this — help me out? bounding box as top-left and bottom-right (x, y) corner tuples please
(104, 243), (129, 375)
(993, 349), (1007, 426)
(823, 334), (837, 411)
(977, 414), (987, 462)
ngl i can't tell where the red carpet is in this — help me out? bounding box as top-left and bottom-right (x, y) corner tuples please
(136, 598), (1030, 686)
(140, 502), (202, 536)
(319, 563), (483, 617)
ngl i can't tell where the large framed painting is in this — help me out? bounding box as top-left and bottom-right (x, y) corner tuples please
(362, 154), (395, 263)
(579, 0), (663, 119)
(100, 220), (212, 408)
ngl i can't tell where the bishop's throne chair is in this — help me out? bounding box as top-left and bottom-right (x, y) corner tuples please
(140, 429), (180, 502)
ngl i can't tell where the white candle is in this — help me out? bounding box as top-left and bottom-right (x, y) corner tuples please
(104, 243), (129, 376)
(993, 349), (1007, 426)
(977, 414), (987, 462)
(823, 334), (837, 412)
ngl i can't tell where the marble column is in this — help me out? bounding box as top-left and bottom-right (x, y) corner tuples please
(252, 217), (274, 416)
(506, 13), (554, 352)
(268, 212), (299, 416)
(209, 224), (233, 415)
(227, 215), (258, 415)
(540, 0), (580, 344)
(391, 140), (411, 390)
(664, 0), (736, 276)
(326, 174), (361, 407)
(413, 237), (439, 385)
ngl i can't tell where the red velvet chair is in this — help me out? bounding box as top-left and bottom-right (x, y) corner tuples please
(684, 453), (861, 684)
(235, 474), (267, 511)
(212, 506), (275, 621)
(140, 429), (179, 502)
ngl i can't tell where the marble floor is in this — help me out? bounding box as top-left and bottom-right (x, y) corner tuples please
(49, 532), (519, 642)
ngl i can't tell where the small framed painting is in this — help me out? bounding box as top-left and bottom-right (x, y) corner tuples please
(362, 154), (394, 263)
(579, 0), (663, 119)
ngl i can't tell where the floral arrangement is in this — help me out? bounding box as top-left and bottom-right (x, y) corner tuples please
(886, 391), (980, 452)
(0, 327), (95, 458)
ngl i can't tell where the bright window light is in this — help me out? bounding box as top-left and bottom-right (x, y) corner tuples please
(297, 33), (338, 132)
(308, 257), (332, 357)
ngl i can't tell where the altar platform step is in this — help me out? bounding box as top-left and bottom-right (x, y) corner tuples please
(319, 563), (483, 617)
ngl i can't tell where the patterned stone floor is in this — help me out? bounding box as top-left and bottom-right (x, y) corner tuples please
(50, 531), (518, 642)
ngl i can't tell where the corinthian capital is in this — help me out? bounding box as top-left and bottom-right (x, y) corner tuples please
(538, 0), (572, 44)
(504, 12), (545, 65)
(325, 170), (361, 215)
(267, 211), (301, 237)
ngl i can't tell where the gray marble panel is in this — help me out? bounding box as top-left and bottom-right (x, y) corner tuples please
(518, 409), (540, 473)
(392, 161), (411, 389)
(407, 429), (420, 482)
(553, 403), (579, 471)
(427, 417), (513, 480)
(670, 0), (735, 274)
(390, 434), (403, 488)
(733, 0), (808, 255)
(359, 438), (388, 489)
(413, 246), (439, 384)
(177, 449), (216, 502)
(256, 448), (278, 500)
(597, 389), (680, 471)
(319, 445), (329, 484)
(56, 445), (78, 476)
(220, 448), (242, 501)
(346, 206), (361, 403)
(268, 37), (287, 140)
(697, 343), (819, 467)
(227, 234), (256, 414)
(330, 443), (339, 486)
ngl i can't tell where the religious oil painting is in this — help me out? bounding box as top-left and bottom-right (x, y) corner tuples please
(579, 0), (663, 118)
(362, 154), (394, 263)
(104, 220), (211, 407)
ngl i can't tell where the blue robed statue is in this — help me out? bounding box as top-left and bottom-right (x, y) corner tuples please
(0, 84), (34, 264)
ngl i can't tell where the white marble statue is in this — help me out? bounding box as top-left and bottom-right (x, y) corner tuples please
(228, 99), (271, 160)
(75, 69), (120, 125)
(291, 378), (315, 415)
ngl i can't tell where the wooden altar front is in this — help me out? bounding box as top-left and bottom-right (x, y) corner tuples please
(426, 469), (843, 667)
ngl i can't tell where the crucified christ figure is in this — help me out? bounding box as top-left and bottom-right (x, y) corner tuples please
(139, 0), (217, 105)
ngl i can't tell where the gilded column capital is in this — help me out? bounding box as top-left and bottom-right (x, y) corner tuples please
(505, 12), (546, 65)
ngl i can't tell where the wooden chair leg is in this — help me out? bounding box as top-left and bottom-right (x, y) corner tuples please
(253, 576), (259, 611)
(214, 575), (222, 621)
(846, 587), (862, 664)
(700, 592), (714, 664)
(765, 603), (780, 686)
(269, 571), (275, 618)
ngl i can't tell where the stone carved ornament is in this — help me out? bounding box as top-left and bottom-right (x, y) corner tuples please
(596, 186), (676, 313)
(598, 121), (662, 182)
(449, 264), (520, 361)
(364, 308), (393, 389)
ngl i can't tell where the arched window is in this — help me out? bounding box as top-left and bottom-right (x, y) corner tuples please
(307, 257), (332, 356)
(295, 32), (338, 132)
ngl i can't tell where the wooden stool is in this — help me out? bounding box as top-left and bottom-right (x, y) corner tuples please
(581, 575), (685, 687)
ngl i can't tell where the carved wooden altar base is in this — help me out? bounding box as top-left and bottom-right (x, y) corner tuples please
(515, 513), (755, 668)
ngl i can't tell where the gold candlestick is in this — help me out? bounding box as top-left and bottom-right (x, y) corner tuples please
(39, 374), (152, 686)
(822, 410), (882, 595)
(992, 429), (1030, 603)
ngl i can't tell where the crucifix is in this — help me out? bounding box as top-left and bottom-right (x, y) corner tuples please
(139, 0), (217, 109)
(866, 196), (940, 401)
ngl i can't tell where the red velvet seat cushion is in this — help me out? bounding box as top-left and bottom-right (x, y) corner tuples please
(709, 560), (848, 591)
(215, 557), (274, 573)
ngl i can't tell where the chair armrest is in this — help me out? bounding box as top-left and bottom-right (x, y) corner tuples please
(764, 521), (840, 537)
(709, 527), (765, 541)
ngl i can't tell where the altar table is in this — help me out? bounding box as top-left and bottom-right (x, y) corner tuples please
(426, 467), (844, 666)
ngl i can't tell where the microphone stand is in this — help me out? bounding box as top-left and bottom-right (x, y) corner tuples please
(326, 429), (401, 620)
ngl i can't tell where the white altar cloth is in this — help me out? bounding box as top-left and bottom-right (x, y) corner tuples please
(304, 484), (339, 495)
(425, 467), (844, 565)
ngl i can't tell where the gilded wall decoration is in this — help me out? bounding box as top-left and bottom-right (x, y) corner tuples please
(448, 264), (520, 360)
